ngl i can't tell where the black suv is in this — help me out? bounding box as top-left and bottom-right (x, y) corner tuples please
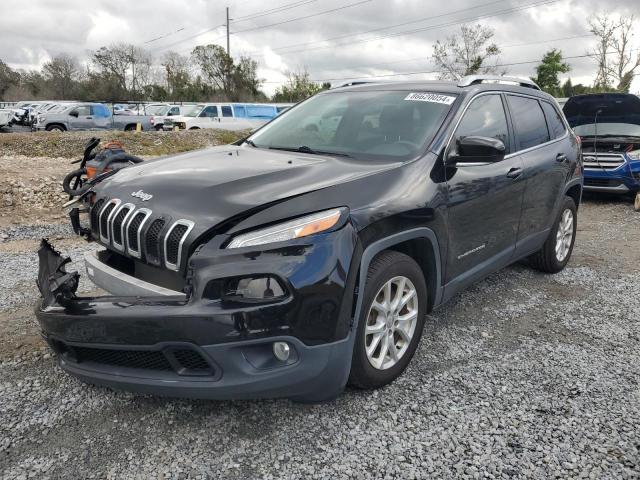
(36, 76), (582, 402)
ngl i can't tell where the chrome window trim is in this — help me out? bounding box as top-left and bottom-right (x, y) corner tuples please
(99, 199), (121, 244)
(444, 91), (570, 166)
(164, 219), (195, 271)
(125, 208), (152, 259)
(110, 202), (135, 252)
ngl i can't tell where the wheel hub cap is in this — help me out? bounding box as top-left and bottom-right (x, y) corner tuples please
(364, 275), (419, 370)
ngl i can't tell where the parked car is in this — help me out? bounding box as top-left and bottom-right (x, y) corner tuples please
(0, 109), (13, 128)
(163, 103), (282, 131)
(36, 76), (582, 402)
(148, 104), (187, 130)
(34, 103), (153, 131)
(563, 93), (640, 208)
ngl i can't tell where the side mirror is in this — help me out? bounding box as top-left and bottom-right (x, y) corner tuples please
(69, 111), (79, 118)
(448, 136), (505, 165)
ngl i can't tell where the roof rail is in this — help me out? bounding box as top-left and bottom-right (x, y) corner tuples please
(337, 81), (376, 88)
(458, 75), (541, 91)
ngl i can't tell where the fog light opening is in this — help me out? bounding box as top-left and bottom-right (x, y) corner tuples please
(273, 341), (291, 362)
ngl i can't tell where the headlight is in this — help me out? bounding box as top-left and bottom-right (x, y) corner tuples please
(38, 115), (45, 123)
(226, 208), (343, 249)
(627, 149), (640, 161)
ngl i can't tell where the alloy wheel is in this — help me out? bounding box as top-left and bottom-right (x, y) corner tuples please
(555, 208), (574, 262)
(365, 275), (419, 370)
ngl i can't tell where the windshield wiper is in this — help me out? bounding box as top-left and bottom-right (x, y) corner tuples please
(268, 145), (352, 157)
(244, 138), (258, 147)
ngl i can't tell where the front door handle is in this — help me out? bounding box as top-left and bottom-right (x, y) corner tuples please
(556, 153), (568, 162)
(506, 167), (523, 179)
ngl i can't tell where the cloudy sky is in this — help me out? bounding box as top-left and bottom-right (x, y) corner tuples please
(0, 0), (638, 95)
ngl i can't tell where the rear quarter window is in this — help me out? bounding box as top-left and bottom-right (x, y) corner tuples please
(507, 95), (550, 150)
(540, 101), (566, 139)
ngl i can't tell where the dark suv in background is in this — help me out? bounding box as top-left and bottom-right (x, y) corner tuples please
(37, 75), (582, 402)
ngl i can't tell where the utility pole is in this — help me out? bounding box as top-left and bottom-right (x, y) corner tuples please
(226, 7), (230, 56)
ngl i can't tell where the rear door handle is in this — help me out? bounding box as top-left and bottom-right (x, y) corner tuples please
(506, 167), (523, 179)
(556, 153), (567, 162)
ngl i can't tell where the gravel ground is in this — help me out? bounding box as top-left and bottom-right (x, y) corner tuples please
(0, 197), (639, 479)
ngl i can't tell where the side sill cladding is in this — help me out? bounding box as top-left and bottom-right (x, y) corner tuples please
(352, 228), (443, 331)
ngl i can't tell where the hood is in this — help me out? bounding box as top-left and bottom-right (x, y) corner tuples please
(95, 145), (398, 235)
(563, 93), (640, 131)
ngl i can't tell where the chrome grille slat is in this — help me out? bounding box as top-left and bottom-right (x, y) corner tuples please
(583, 153), (625, 170)
(110, 203), (135, 251)
(164, 220), (195, 271)
(99, 199), (121, 244)
(125, 208), (152, 259)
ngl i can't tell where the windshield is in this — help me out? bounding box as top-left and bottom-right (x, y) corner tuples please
(144, 105), (167, 115)
(563, 94), (640, 138)
(249, 90), (457, 160)
(183, 105), (205, 117)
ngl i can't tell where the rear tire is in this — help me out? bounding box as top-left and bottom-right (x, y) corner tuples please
(529, 196), (577, 273)
(349, 251), (427, 390)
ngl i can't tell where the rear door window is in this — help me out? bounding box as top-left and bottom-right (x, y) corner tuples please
(507, 95), (550, 150)
(540, 101), (566, 139)
(454, 94), (510, 154)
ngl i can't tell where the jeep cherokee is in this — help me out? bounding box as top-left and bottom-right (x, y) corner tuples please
(36, 75), (583, 402)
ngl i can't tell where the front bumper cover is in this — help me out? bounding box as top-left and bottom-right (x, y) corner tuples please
(35, 226), (359, 401)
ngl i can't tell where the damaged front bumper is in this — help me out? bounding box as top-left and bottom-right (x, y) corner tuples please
(35, 226), (359, 401)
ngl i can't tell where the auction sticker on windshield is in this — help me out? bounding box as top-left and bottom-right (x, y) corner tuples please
(404, 93), (456, 105)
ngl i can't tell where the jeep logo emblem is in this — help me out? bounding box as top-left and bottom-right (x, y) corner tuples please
(131, 190), (153, 201)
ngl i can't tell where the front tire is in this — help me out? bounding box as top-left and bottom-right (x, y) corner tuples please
(349, 251), (427, 390)
(45, 124), (65, 132)
(529, 196), (577, 273)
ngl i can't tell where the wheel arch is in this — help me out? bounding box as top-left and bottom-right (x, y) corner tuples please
(565, 180), (583, 210)
(45, 123), (67, 131)
(354, 228), (443, 327)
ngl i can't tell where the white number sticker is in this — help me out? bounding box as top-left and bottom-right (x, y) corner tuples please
(404, 93), (456, 105)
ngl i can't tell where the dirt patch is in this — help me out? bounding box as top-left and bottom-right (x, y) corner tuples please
(0, 129), (244, 158)
(0, 129), (244, 227)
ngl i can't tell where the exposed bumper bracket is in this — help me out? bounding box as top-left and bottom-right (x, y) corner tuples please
(37, 239), (79, 308)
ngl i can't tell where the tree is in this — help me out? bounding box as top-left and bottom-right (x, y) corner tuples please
(0, 60), (20, 100)
(91, 44), (153, 99)
(272, 69), (329, 102)
(432, 24), (502, 80)
(42, 54), (81, 99)
(162, 51), (192, 100)
(589, 14), (640, 91)
(191, 44), (235, 98)
(532, 49), (570, 96)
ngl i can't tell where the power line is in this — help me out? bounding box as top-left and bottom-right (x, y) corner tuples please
(247, 0), (507, 55)
(149, 25), (227, 54)
(302, 50), (631, 83)
(232, 0), (318, 23)
(319, 33), (592, 73)
(249, 0), (561, 57)
(231, 0), (374, 34)
(144, 27), (186, 44)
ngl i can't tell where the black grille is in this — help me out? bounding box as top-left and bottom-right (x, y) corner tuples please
(112, 207), (130, 245)
(99, 202), (116, 239)
(90, 199), (105, 235)
(127, 212), (146, 252)
(173, 349), (212, 372)
(584, 178), (622, 187)
(72, 347), (172, 371)
(166, 224), (189, 265)
(145, 219), (165, 263)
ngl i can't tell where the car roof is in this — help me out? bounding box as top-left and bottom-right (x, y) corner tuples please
(329, 79), (553, 101)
